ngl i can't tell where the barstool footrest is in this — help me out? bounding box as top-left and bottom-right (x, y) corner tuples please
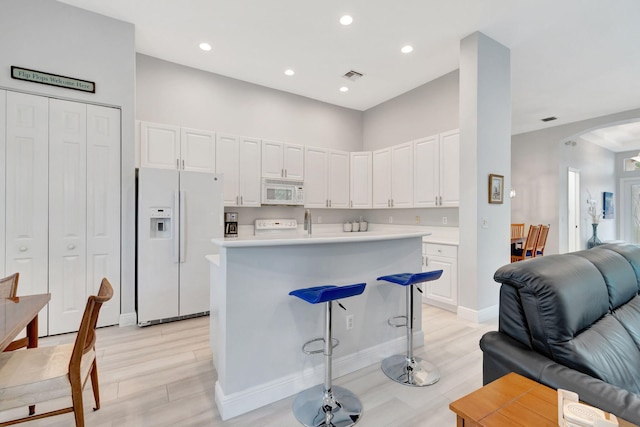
(381, 354), (440, 387)
(302, 337), (339, 355)
(387, 315), (407, 328)
(292, 384), (362, 427)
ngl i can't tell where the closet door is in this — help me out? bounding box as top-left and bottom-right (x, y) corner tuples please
(0, 90), (5, 277)
(48, 99), (87, 335)
(5, 92), (50, 334)
(87, 105), (121, 327)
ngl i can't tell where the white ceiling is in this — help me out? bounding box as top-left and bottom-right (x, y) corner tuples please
(580, 121), (640, 153)
(58, 0), (640, 137)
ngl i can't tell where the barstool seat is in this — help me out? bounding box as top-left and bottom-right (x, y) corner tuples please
(377, 270), (443, 387)
(289, 282), (366, 427)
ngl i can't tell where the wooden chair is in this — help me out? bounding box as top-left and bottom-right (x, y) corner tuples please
(510, 223), (525, 241)
(535, 224), (550, 257)
(511, 225), (540, 262)
(0, 273), (29, 352)
(0, 278), (113, 427)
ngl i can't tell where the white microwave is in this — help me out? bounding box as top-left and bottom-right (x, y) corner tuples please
(261, 178), (305, 205)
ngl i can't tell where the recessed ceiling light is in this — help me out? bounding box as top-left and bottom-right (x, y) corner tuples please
(541, 116), (557, 122)
(339, 86), (349, 93)
(401, 45), (414, 54)
(284, 69), (295, 76)
(340, 15), (353, 26)
(199, 42), (212, 52)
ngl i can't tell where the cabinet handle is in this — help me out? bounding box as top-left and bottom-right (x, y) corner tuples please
(19, 246), (28, 252)
(425, 256), (429, 266)
(236, 196), (239, 205)
(68, 244), (75, 250)
(439, 196), (442, 206)
(350, 200), (353, 208)
(176, 158), (180, 169)
(388, 199), (391, 207)
(391, 199), (394, 207)
(435, 196), (438, 205)
(329, 200), (332, 208)
(285, 169), (288, 178)
(240, 196), (243, 205)
(182, 159), (185, 170)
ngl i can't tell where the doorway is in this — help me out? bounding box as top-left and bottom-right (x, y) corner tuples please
(567, 168), (581, 252)
(620, 178), (640, 243)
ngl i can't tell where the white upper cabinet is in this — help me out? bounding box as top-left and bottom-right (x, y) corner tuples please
(0, 90), (5, 277)
(181, 127), (216, 173)
(140, 122), (215, 172)
(262, 140), (304, 180)
(414, 130), (459, 207)
(350, 152), (372, 209)
(216, 133), (261, 207)
(305, 147), (349, 209)
(373, 142), (414, 208)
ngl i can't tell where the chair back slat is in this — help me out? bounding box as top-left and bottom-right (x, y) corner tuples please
(535, 224), (550, 256)
(0, 273), (19, 299)
(524, 225), (541, 253)
(511, 223), (525, 239)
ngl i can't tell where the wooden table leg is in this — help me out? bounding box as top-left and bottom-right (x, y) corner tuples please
(27, 314), (38, 415)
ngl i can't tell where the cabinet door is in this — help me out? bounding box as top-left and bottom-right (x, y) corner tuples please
(49, 99), (88, 335)
(440, 130), (460, 207)
(239, 137), (262, 207)
(372, 148), (392, 208)
(216, 134), (240, 206)
(141, 122), (180, 170)
(87, 105), (121, 327)
(414, 135), (439, 207)
(284, 143), (304, 180)
(424, 244), (458, 309)
(350, 152), (372, 209)
(391, 142), (414, 208)
(5, 92), (49, 335)
(181, 127), (215, 173)
(261, 140), (284, 178)
(328, 150), (350, 208)
(304, 147), (328, 208)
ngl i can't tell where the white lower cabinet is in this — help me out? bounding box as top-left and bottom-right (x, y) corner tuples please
(2, 91), (121, 336)
(422, 242), (458, 312)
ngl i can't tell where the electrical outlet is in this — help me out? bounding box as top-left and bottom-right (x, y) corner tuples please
(346, 314), (354, 330)
(481, 218), (489, 228)
(442, 216), (448, 225)
(415, 216), (420, 224)
(388, 216), (393, 224)
(317, 216), (322, 224)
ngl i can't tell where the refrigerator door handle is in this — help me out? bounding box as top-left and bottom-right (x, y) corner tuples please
(173, 191), (180, 263)
(179, 190), (186, 263)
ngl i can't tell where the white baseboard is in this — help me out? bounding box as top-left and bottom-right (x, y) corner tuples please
(215, 333), (422, 420)
(457, 304), (498, 323)
(119, 312), (137, 327)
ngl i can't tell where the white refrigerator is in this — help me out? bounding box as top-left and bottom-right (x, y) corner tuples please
(137, 168), (223, 326)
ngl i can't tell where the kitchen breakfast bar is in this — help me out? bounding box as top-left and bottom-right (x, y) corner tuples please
(208, 229), (429, 419)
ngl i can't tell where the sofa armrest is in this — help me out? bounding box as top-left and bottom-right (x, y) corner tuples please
(480, 331), (640, 425)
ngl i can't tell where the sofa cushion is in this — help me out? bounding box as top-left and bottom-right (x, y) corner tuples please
(573, 248), (638, 310)
(498, 283), (532, 349)
(601, 243), (640, 292)
(495, 254), (609, 357)
(612, 295), (640, 350)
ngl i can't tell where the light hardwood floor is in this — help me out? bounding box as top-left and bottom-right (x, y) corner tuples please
(0, 305), (497, 427)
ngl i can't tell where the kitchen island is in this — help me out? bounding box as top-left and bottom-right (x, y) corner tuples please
(208, 229), (428, 420)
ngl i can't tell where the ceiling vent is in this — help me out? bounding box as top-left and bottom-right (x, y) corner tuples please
(343, 70), (364, 81)
(541, 116), (557, 122)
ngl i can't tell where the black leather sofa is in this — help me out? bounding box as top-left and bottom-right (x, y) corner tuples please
(480, 243), (640, 424)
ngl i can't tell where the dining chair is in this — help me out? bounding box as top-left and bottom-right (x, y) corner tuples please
(0, 277), (113, 427)
(0, 273), (29, 352)
(510, 223), (525, 241)
(535, 224), (550, 256)
(511, 225), (540, 262)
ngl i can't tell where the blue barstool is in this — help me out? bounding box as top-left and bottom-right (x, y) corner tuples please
(377, 270), (443, 387)
(289, 282), (366, 427)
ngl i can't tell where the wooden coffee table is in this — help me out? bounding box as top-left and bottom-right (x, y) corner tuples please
(449, 372), (638, 427)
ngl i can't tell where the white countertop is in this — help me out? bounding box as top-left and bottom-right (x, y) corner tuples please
(212, 229), (430, 248)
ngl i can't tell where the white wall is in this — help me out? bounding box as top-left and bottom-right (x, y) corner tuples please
(512, 108), (640, 254)
(362, 70), (459, 151)
(1, 0), (136, 321)
(136, 54), (363, 151)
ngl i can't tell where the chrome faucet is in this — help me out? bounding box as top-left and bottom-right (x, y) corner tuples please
(304, 209), (312, 235)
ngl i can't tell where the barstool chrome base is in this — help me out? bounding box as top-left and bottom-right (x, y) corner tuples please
(292, 384), (362, 427)
(381, 354), (440, 387)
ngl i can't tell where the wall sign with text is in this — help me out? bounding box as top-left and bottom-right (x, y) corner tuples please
(11, 66), (95, 93)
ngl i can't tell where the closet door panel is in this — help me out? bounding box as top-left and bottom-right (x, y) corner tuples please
(49, 99), (87, 335)
(5, 92), (49, 310)
(87, 105), (121, 327)
(0, 90), (5, 277)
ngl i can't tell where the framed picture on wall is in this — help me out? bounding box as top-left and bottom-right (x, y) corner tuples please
(488, 174), (504, 204)
(603, 191), (614, 219)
